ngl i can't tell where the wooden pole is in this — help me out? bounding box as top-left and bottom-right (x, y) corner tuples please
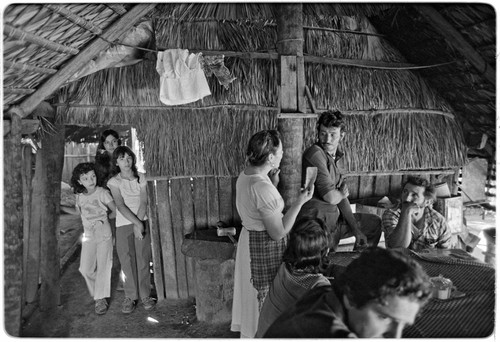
(25, 143), (43, 304)
(276, 4), (304, 209)
(21, 144), (33, 307)
(39, 121), (66, 311)
(7, 4), (157, 119)
(4, 114), (24, 336)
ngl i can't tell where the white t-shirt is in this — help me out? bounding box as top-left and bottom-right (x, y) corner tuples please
(76, 186), (113, 230)
(235, 172), (284, 232)
(107, 172), (148, 227)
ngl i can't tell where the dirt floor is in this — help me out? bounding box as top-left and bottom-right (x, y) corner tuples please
(20, 214), (239, 338)
(19, 208), (496, 338)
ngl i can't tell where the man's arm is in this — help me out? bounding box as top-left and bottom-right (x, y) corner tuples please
(337, 198), (367, 247)
(304, 148), (365, 244)
(383, 205), (415, 248)
(303, 147), (344, 205)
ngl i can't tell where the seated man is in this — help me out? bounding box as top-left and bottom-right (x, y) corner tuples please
(297, 110), (381, 251)
(382, 176), (452, 250)
(263, 247), (431, 338)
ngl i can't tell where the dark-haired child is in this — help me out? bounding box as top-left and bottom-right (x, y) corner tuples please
(63, 162), (116, 315)
(255, 218), (331, 337)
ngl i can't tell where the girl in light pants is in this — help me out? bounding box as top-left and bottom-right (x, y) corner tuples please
(63, 162), (116, 315)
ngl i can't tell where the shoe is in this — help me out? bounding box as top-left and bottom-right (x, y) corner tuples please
(141, 296), (156, 311)
(122, 297), (136, 314)
(95, 298), (108, 315)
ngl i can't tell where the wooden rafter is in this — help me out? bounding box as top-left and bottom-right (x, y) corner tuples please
(7, 3), (157, 119)
(4, 87), (35, 95)
(4, 60), (57, 74)
(46, 4), (103, 35)
(106, 4), (127, 15)
(3, 24), (79, 55)
(415, 5), (495, 85)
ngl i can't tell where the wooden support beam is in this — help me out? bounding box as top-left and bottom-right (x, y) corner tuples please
(4, 60), (57, 74)
(106, 3), (127, 15)
(3, 119), (39, 136)
(39, 120), (65, 311)
(3, 24), (79, 55)
(415, 5), (495, 85)
(3, 113), (24, 336)
(344, 169), (457, 177)
(276, 4), (304, 209)
(303, 25), (385, 37)
(3, 87), (36, 95)
(25, 147), (43, 305)
(46, 4), (103, 35)
(6, 4), (157, 119)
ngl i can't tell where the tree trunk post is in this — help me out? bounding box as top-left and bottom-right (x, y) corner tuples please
(4, 113), (24, 336)
(39, 121), (65, 311)
(276, 4), (304, 209)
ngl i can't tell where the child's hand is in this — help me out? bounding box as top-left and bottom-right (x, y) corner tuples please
(133, 222), (145, 240)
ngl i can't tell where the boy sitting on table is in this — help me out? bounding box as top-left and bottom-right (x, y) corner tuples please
(382, 176), (452, 251)
(263, 247), (431, 338)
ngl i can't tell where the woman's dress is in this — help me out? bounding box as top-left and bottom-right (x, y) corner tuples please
(230, 172), (284, 338)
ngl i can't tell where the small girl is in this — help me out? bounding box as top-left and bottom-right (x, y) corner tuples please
(107, 146), (156, 314)
(64, 162), (116, 315)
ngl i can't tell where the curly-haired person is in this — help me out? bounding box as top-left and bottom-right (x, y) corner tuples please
(263, 247), (431, 338)
(382, 176), (451, 250)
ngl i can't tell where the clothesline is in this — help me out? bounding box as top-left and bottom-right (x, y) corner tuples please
(102, 37), (456, 71)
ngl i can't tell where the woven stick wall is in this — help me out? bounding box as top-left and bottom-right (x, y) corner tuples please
(56, 59), (279, 177)
(57, 3), (466, 177)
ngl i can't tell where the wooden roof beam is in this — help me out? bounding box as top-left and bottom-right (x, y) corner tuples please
(6, 4), (157, 119)
(106, 4), (127, 15)
(46, 4), (103, 35)
(459, 17), (495, 31)
(415, 5), (495, 85)
(4, 60), (57, 74)
(4, 87), (36, 95)
(3, 24), (79, 55)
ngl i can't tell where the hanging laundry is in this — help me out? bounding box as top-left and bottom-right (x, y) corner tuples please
(200, 55), (237, 90)
(156, 49), (211, 105)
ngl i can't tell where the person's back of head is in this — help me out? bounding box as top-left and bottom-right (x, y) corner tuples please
(246, 130), (281, 166)
(338, 247), (431, 308)
(284, 218), (331, 274)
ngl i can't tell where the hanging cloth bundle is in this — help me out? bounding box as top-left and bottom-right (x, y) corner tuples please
(156, 49), (211, 105)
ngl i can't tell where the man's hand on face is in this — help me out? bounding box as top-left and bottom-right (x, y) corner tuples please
(401, 201), (422, 217)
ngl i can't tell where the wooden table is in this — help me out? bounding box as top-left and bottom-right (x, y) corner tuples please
(327, 248), (495, 338)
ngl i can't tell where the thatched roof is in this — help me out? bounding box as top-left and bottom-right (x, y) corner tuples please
(3, 3), (495, 176)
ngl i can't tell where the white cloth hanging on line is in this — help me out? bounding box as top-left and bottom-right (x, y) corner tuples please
(156, 49), (211, 105)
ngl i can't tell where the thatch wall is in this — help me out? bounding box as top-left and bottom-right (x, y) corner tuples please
(56, 3), (466, 178)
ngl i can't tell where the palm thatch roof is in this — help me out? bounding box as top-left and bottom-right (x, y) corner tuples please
(3, 3), (495, 177)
